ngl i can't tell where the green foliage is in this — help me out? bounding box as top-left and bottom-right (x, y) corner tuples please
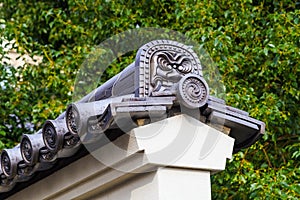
(0, 0), (299, 198)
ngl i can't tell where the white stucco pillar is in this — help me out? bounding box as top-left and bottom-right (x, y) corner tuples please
(131, 167), (211, 200)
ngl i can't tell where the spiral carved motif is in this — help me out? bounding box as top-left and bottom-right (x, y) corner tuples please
(66, 107), (79, 135)
(21, 138), (32, 163)
(43, 124), (57, 150)
(177, 74), (209, 109)
(1, 152), (11, 177)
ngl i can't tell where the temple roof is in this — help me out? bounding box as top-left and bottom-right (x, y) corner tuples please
(0, 40), (265, 198)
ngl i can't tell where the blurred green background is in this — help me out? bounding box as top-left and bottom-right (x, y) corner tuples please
(0, 0), (299, 199)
